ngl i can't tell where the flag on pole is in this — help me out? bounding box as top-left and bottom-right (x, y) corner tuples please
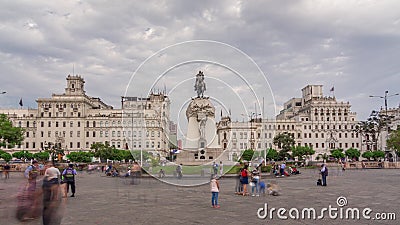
(330, 86), (334, 92)
(19, 98), (23, 107)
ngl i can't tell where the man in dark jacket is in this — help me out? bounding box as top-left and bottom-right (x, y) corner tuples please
(320, 164), (328, 186)
(62, 164), (77, 197)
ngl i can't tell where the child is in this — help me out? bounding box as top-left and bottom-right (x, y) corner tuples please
(267, 181), (280, 196)
(259, 181), (266, 196)
(210, 175), (220, 208)
(251, 170), (260, 196)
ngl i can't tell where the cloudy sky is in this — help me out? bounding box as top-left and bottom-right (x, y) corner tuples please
(1, 0), (400, 124)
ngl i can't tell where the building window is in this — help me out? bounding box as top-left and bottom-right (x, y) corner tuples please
(77, 131), (80, 137)
(117, 131), (120, 137)
(86, 121), (90, 127)
(70, 121), (73, 127)
(93, 121), (96, 127)
(93, 131), (96, 137)
(86, 142), (89, 148)
(316, 143), (319, 148)
(48, 131), (51, 138)
(26, 131), (29, 137)
(105, 131), (108, 137)
(322, 133), (325, 138)
(77, 142), (80, 148)
(78, 121), (81, 127)
(86, 131), (89, 137)
(70, 142), (73, 148)
(48, 121), (51, 127)
(63, 121), (66, 127)
(315, 133), (318, 138)
(322, 143), (325, 148)
(70, 131), (73, 138)
(112, 131), (115, 137)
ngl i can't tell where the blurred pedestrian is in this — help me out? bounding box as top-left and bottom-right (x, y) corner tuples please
(42, 161), (63, 225)
(4, 163), (10, 179)
(320, 164), (328, 186)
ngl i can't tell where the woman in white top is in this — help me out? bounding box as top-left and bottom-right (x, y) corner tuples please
(210, 175), (220, 208)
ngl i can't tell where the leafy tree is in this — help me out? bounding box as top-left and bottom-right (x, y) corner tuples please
(387, 128), (400, 155)
(33, 152), (50, 162)
(91, 143), (113, 162)
(13, 150), (34, 161)
(291, 146), (315, 161)
(0, 150), (12, 162)
(0, 114), (25, 148)
(345, 148), (361, 161)
(266, 148), (278, 161)
(330, 149), (345, 161)
(372, 150), (385, 161)
(354, 111), (391, 151)
(273, 132), (295, 160)
(362, 151), (374, 161)
(44, 142), (64, 165)
(240, 149), (254, 162)
(67, 151), (94, 163)
(315, 153), (329, 162)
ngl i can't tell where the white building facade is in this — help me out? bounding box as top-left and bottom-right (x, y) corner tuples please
(217, 85), (361, 161)
(0, 75), (170, 157)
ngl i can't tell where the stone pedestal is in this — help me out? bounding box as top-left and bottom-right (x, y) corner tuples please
(179, 97), (222, 165)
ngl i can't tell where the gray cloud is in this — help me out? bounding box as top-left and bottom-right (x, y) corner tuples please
(0, 0), (400, 123)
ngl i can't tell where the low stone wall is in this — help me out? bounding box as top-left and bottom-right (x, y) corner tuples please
(345, 161), (400, 169)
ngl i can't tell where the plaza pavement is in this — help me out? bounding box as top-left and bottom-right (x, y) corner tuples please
(0, 168), (399, 225)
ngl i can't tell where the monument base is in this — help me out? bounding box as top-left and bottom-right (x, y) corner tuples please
(176, 148), (224, 165)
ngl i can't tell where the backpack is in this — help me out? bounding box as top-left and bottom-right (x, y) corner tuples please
(241, 169), (247, 177)
(64, 168), (75, 181)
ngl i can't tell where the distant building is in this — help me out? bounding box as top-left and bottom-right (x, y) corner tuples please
(217, 85), (361, 161)
(0, 75), (170, 158)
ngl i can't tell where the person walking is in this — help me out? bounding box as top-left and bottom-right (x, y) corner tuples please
(4, 163), (10, 179)
(280, 162), (286, 177)
(42, 162), (63, 225)
(17, 160), (41, 221)
(176, 164), (183, 179)
(219, 161), (223, 176)
(241, 165), (249, 196)
(62, 164), (77, 197)
(210, 175), (220, 208)
(320, 164), (328, 186)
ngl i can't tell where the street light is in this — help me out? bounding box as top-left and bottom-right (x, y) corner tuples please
(369, 91), (399, 116)
(241, 112), (261, 150)
(369, 91), (399, 159)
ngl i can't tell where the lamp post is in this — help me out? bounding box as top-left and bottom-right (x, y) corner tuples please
(369, 91), (399, 116)
(369, 91), (399, 160)
(241, 112), (261, 150)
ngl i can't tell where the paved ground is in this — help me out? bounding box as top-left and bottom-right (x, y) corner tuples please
(0, 168), (399, 225)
